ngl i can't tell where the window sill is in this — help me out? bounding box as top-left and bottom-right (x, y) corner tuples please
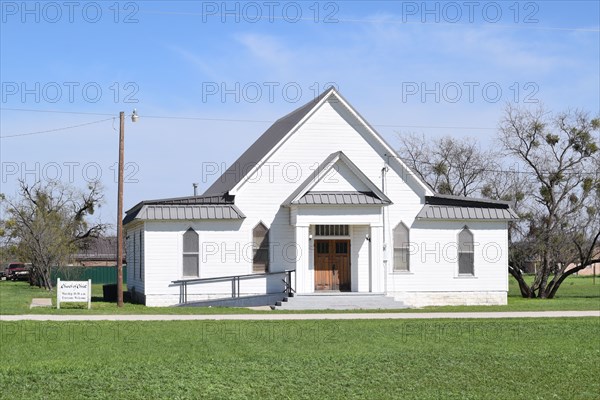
(454, 275), (477, 279)
(391, 271), (413, 275)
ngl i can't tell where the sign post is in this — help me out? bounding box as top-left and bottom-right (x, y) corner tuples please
(57, 279), (92, 309)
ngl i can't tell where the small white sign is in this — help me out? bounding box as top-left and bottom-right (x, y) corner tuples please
(57, 278), (91, 309)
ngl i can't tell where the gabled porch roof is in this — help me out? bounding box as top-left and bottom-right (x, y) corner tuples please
(294, 191), (388, 205)
(282, 151), (392, 206)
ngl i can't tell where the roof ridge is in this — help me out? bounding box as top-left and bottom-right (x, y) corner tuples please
(272, 86), (335, 124)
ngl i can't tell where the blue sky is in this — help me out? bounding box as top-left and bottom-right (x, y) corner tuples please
(1, 0), (599, 231)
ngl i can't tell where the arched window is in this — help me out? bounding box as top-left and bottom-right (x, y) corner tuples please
(183, 228), (199, 277)
(393, 222), (410, 271)
(458, 227), (474, 275)
(253, 222), (269, 273)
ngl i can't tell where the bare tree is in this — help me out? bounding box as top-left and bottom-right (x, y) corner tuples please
(499, 105), (600, 298)
(396, 105), (599, 299)
(397, 133), (496, 196)
(480, 164), (533, 286)
(0, 180), (107, 290)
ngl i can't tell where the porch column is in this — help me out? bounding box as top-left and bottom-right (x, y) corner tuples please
(370, 224), (385, 293)
(294, 224), (311, 294)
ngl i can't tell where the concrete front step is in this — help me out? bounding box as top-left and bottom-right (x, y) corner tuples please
(179, 293), (288, 308)
(273, 293), (407, 310)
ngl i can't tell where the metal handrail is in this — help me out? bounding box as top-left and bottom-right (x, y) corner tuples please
(172, 269), (294, 284)
(172, 269), (296, 304)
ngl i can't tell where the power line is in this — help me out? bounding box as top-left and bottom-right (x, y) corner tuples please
(143, 114), (497, 130)
(1, 107), (498, 132)
(0, 107), (114, 117)
(0, 117), (114, 139)
(1, 111), (595, 177)
(142, 115), (272, 123)
(387, 124), (495, 131)
(395, 155), (599, 177)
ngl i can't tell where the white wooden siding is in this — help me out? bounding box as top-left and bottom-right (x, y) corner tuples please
(351, 225), (370, 292)
(142, 220), (282, 300)
(138, 97), (509, 305)
(386, 220), (509, 294)
(311, 159), (370, 192)
(124, 222), (144, 294)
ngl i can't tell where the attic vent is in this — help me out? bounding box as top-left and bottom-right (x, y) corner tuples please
(315, 225), (349, 236)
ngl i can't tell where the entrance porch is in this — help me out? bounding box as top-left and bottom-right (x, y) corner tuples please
(293, 222), (386, 295)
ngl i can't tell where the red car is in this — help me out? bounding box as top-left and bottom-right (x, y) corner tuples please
(4, 263), (30, 281)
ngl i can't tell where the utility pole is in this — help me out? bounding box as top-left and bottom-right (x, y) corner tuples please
(116, 111), (125, 307)
(116, 110), (138, 307)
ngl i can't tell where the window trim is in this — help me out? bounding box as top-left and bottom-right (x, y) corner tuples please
(252, 222), (270, 273)
(393, 221), (410, 272)
(457, 226), (475, 276)
(182, 227), (200, 278)
(314, 225), (350, 237)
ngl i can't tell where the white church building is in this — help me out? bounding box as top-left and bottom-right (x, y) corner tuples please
(124, 87), (517, 307)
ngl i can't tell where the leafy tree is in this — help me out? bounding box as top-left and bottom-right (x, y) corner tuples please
(0, 180), (106, 290)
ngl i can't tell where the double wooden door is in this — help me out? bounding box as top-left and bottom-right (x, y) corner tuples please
(314, 240), (350, 291)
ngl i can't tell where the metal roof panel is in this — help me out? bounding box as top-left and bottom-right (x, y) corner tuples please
(292, 191), (388, 205)
(129, 205), (245, 221)
(416, 204), (518, 221)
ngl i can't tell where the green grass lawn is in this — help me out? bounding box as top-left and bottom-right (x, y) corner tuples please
(0, 281), (259, 315)
(0, 318), (598, 399)
(1, 275), (598, 315)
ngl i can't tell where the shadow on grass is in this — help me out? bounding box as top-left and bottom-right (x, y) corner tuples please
(91, 291), (136, 304)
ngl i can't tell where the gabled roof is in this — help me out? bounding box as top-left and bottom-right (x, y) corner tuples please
(203, 87), (433, 197)
(203, 87), (335, 196)
(283, 151), (392, 206)
(416, 194), (518, 221)
(123, 193), (244, 225)
(126, 88), (517, 223)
